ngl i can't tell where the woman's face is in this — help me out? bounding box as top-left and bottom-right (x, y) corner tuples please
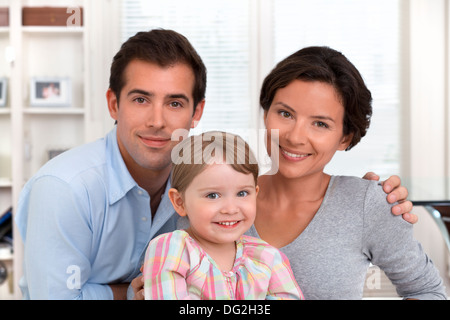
(264, 80), (352, 180)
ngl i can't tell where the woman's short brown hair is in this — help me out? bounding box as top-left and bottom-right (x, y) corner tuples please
(171, 131), (259, 194)
(260, 46), (372, 151)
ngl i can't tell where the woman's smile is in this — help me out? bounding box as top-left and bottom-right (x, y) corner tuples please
(280, 147), (311, 161)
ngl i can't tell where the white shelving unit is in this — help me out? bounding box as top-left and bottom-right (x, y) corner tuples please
(0, 0), (13, 300)
(0, 0), (130, 300)
(0, 0), (91, 299)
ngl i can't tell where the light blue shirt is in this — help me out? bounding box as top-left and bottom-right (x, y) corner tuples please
(15, 127), (178, 299)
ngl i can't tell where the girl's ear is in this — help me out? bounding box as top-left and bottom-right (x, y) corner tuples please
(168, 188), (187, 217)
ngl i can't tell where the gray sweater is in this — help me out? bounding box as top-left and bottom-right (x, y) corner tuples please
(247, 175), (447, 300)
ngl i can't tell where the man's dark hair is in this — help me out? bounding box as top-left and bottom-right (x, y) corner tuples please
(109, 29), (207, 109)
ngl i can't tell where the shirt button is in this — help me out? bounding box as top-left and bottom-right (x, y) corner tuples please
(137, 190), (144, 196)
(141, 217), (147, 222)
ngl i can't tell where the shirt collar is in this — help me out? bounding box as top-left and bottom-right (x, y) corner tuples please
(106, 126), (138, 205)
(105, 127), (175, 222)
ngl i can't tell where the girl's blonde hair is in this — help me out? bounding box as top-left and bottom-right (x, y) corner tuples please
(171, 131), (259, 194)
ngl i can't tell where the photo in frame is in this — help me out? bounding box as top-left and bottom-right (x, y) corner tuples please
(30, 77), (71, 107)
(0, 77), (7, 107)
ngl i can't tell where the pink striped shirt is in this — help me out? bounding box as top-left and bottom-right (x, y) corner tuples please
(143, 230), (303, 300)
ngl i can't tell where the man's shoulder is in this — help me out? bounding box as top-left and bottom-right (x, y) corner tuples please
(34, 136), (108, 183)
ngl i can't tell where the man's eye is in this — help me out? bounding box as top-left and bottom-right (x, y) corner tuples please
(134, 97), (146, 104)
(170, 101), (182, 108)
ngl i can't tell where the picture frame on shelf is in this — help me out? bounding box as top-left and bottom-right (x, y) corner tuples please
(47, 148), (68, 160)
(0, 78), (7, 107)
(30, 77), (71, 107)
(0, 8), (8, 27)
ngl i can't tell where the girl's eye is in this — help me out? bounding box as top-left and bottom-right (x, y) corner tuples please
(237, 191), (249, 197)
(206, 193), (219, 199)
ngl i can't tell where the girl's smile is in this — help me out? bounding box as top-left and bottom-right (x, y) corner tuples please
(215, 220), (241, 227)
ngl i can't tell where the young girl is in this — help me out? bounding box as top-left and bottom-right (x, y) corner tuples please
(143, 131), (303, 300)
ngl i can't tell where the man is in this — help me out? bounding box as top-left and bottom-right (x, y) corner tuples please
(15, 29), (413, 300)
(16, 29), (204, 299)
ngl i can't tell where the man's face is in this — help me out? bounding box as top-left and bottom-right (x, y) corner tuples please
(107, 60), (204, 175)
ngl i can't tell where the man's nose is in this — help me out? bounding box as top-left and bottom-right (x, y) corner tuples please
(145, 105), (165, 128)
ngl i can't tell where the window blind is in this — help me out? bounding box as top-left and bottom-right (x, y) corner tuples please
(120, 0), (402, 179)
(120, 0), (253, 137)
(272, 0), (402, 179)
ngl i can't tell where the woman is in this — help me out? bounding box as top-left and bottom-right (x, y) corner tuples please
(247, 46), (446, 299)
(130, 44), (418, 300)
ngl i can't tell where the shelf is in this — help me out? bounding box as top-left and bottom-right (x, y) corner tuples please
(22, 26), (84, 34)
(1, 0), (90, 299)
(0, 179), (12, 188)
(23, 107), (84, 115)
(0, 243), (13, 260)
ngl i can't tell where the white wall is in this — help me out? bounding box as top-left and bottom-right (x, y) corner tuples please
(405, 0), (449, 201)
(84, 0), (121, 142)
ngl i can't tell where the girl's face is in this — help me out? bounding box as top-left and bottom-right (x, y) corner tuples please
(169, 164), (258, 248)
(264, 80), (352, 180)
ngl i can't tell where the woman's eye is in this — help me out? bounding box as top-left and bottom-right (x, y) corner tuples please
(206, 193), (219, 199)
(279, 110), (292, 119)
(315, 121), (329, 128)
(237, 191), (249, 197)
